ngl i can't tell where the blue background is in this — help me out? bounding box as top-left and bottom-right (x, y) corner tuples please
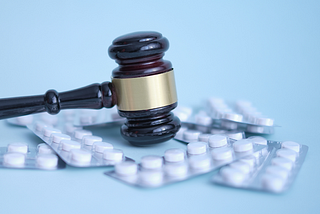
(0, 1), (319, 213)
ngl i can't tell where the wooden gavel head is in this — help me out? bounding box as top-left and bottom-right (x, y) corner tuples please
(0, 31), (181, 146)
(108, 31), (181, 146)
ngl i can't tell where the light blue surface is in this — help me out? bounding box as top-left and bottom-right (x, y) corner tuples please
(0, 1), (319, 213)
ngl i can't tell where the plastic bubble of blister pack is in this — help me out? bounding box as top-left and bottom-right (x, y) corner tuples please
(104, 135), (268, 188)
(174, 98), (278, 134)
(211, 140), (308, 193)
(27, 119), (134, 167)
(6, 107), (125, 127)
(0, 142), (65, 170)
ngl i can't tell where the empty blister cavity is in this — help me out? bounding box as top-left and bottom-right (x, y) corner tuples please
(37, 143), (55, 154)
(233, 139), (253, 152)
(61, 140), (81, 152)
(3, 153), (25, 167)
(187, 142), (207, 155)
(7, 142), (28, 154)
(82, 135), (102, 146)
(208, 135), (228, 148)
(36, 154), (58, 169)
(141, 155), (163, 169)
(164, 149), (185, 162)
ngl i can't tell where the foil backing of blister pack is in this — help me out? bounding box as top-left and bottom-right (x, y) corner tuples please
(0, 143), (66, 170)
(211, 140), (308, 193)
(27, 120), (134, 167)
(104, 136), (268, 188)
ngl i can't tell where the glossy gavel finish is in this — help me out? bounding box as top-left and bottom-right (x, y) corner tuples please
(109, 31), (181, 146)
(0, 82), (115, 120)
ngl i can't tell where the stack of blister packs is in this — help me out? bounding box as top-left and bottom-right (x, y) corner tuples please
(3, 98), (308, 193)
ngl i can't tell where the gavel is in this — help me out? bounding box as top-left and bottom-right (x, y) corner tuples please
(0, 31), (181, 146)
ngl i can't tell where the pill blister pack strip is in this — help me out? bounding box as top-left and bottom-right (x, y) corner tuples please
(0, 143), (66, 170)
(6, 107), (124, 127)
(174, 125), (246, 143)
(27, 121), (134, 167)
(206, 98), (277, 134)
(211, 140), (308, 193)
(105, 134), (267, 188)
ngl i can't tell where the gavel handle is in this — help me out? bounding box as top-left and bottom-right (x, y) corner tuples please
(0, 81), (115, 120)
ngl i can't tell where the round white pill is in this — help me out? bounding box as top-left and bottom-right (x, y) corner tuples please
(248, 136), (268, 145)
(198, 134), (212, 143)
(51, 133), (71, 144)
(42, 127), (61, 137)
(165, 163), (188, 177)
(82, 135), (102, 146)
(189, 155), (211, 170)
(271, 157), (293, 171)
(141, 155), (163, 169)
(15, 115), (33, 125)
(37, 143), (54, 154)
(276, 149), (297, 162)
(71, 149), (92, 162)
(164, 148), (185, 162)
(187, 142), (207, 155)
(35, 121), (49, 132)
(139, 171), (163, 187)
(246, 125), (265, 134)
(208, 135), (228, 148)
(3, 153), (25, 166)
(233, 139), (253, 152)
(174, 111), (190, 122)
(265, 165), (290, 180)
(36, 154), (58, 169)
(115, 161), (138, 176)
(281, 141), (300, 153)
(220, 167), (246, 185)
(94, 142), (113, 153)
(61, 140), (81, 152)
(103, 149), (124, 161)
(239, 155), (256, 169)
(80, 115), (97, 125)
(73, 129), (92, 140)
(64, 123), (82, 135)
(229, 161), (251, 174)
(175, 126), (188, 139)
(220, 120), (238, 130)
(7, 142), (28, 154)
(222, 112), (243, 122)
(225, 132), (244, 140)
(195, 114), (212, 126)
(183, 130), (202, 141)
(255, 116), (274, 126)
(261, 174), (285, 192)
(211, 147), (233, 161)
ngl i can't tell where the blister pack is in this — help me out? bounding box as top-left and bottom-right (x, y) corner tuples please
(173, 98), (277, 134)
(211, 138), (308, 193)
(6, 107), (124, 127)
(175, 125), (246, 143)
(105, 135), (267, 188)
(27, 120), (134, 167)
(0, 142), (66, 170)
